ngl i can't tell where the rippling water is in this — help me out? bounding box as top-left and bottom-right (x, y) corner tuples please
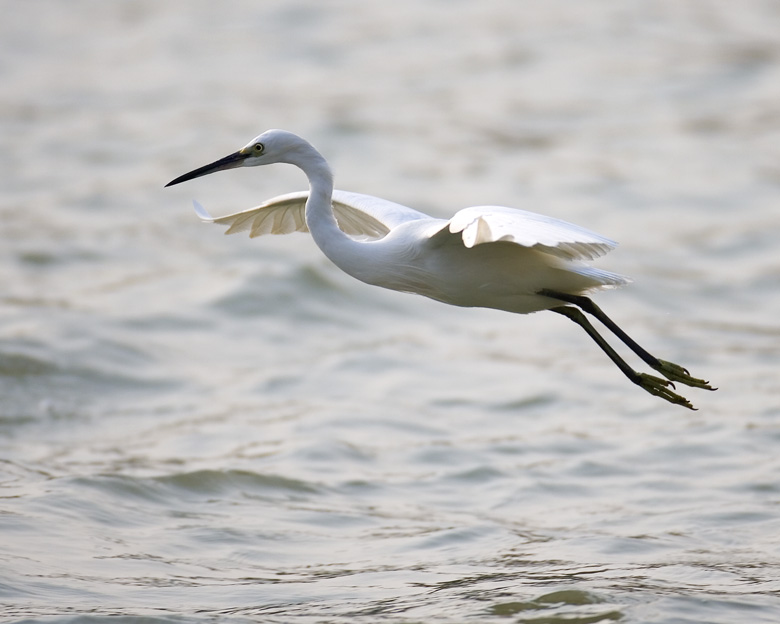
(2, 1), (780, 622)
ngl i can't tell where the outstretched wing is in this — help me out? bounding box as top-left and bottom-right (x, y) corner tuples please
(442, 205), (618, 261)
(193, 190), (429, 240)
(193, 191), (618, 262)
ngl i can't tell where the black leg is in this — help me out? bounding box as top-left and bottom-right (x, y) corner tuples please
(549, 306), (697, 409)
(540, 289), (714, 391)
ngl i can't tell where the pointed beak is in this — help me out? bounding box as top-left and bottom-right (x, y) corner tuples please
(165, 150), (248, 187)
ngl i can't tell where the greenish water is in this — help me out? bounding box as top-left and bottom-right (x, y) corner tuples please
(2, 1), (779, 622)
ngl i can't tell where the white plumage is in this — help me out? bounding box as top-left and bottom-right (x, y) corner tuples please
(192, 188), (628, 315)
(168, 129), (713, 408)
(195, 191), (618, 259)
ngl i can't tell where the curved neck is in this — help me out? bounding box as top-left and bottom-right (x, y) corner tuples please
(296, 149), (337, 236)
(294, 146), (367, 280)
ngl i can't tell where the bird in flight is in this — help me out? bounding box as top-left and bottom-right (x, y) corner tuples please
(166, 129), (714, 409)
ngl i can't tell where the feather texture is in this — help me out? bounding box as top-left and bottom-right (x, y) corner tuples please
(194, 191), (616, 261)
(446, 205), (617, 260)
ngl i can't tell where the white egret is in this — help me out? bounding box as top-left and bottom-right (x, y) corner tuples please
(166, 129), (714, 409)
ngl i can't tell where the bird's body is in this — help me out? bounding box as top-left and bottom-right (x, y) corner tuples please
(196, 188), (626, 314)
(167, 129), (714, 408)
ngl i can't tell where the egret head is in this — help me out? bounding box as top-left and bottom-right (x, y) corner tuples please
(165, 129), (311, 187)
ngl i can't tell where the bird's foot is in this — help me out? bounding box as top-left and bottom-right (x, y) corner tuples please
(652, 359), (716, 391)
(636, 373), (696, 410)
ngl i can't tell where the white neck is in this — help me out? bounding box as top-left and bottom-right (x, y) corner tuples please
(291, 145), (367, 281)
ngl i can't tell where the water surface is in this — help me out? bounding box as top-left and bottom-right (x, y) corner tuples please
(2, 1), (779, 622)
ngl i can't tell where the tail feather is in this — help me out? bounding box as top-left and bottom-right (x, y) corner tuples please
(574, 266), (632, 290)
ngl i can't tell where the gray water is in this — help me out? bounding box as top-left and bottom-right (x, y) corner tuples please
(2, 1), (780, 622)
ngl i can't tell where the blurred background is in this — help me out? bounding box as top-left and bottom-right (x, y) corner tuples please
(1, 1), (779, 622)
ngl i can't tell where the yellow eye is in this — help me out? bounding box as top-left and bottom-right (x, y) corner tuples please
(253, 143), (264, 154)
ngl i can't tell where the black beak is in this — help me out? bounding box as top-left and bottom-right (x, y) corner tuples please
(165, 150), (247, 187)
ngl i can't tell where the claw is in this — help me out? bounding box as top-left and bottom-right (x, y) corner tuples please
(636, 373), (697, 410)
(652, 359), (715, 391)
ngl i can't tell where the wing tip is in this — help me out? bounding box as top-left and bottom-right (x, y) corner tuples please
(192, 199), (214, 223)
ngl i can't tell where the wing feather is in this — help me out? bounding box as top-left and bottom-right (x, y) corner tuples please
(194, 193), (617, 262)
(193, 190), (428, 240)
(445, 205), (617, 260)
